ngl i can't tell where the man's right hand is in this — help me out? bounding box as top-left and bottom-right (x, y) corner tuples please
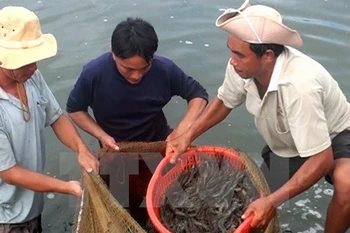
(166, 131), (192, 164)
(68, 180), (83, 198)
(99, 133), (119, 151)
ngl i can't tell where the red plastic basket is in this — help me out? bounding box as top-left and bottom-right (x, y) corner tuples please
(146, 146), (256, 233)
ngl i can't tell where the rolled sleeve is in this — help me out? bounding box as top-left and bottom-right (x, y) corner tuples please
(0, 127), (16, 172)
(286, 90), (331, 157)
(217, 60), (246, 109)
(43, 83), (63, 126)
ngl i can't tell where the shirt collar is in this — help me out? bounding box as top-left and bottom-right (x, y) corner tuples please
(0, 86), (9, 100)
(266, 51), (285, 92)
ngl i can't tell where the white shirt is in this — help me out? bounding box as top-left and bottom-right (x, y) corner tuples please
(218, 47), (350, 158)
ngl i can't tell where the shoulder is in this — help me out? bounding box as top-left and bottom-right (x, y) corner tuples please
(74, 52), (114, 86)
(152, 55), (177, 71)
(280, 47), (331, 93)
(82, 52), (113, 75)
(150, 55), (188, 82)
(283, 47), (328, 78)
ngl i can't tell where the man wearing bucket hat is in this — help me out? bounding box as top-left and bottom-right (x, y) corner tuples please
(166, 0), (350, 232)
(0, 6), (99, 232)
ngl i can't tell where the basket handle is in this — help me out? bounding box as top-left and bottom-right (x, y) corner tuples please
(158, 156), (174, 177)
(157, 149), (196, 178)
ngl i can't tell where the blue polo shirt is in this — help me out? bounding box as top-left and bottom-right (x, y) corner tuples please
(0, 70), (62, 223)
(66, 53), (208, 142)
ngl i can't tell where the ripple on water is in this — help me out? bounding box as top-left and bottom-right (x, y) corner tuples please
(46, 193), (55, 200)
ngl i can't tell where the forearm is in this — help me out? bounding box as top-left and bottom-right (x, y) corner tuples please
(51, 114), (89, 153)
(268, 147), (334, 207)
(189, 97), (231, 141)
(67, 111), (108, 142)
(0, 166), (73, 195)
(175, 97), (207, 133)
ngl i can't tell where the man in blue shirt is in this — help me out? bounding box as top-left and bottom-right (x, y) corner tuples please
(66, 17), (208, 226)
(67, 17), (208, 147)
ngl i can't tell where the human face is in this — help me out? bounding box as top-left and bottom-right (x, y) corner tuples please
(226, 35), (264, 79)
(2, 63), (38, 83)
(112, 54), (152, 84)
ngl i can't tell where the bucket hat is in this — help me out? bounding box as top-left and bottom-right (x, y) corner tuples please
(0, 6), (57, 69)
(216, 0), (303, 48)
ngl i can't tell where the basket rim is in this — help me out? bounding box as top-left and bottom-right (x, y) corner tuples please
(146, 146), (254, 233)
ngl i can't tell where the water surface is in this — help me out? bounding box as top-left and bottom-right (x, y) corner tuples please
(1, 0), (349, 232)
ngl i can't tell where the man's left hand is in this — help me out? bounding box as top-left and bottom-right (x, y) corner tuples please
(242, 196), (276, 229)
(78, 150), (100, 173)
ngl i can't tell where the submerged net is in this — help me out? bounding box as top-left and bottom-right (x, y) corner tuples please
(72, 142), (281, 233)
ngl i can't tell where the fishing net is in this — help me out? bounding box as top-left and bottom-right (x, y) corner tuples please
(72, 141), (166, 233)
(72, 142), (281, 233)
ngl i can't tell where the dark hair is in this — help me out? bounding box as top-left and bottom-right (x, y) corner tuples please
(249, 43), (285, 58)
(111, 17), (158, 64)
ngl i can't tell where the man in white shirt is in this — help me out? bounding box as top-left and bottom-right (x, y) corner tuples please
(166, 1), (350, 232)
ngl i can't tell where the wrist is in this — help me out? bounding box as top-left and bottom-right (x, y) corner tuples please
(55, 179), (71, 195)
(265, 195), (276, 207)
(96, 131), (108, 142)
(65, 181), (76, 196)
(63, 181), (71, 195)
(77, 143), (90, 155)
(267, 191), (287, 208)
(187, 126), (197, 142)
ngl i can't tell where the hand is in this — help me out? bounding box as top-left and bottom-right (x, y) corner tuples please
(166, 131), (192, 164)
(68, 180), (82, 198)
(242, 196), (276, 229)
(77, 149), (100, 173)
(99, 133), (119, 151)
(166, 128), (183, 142)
